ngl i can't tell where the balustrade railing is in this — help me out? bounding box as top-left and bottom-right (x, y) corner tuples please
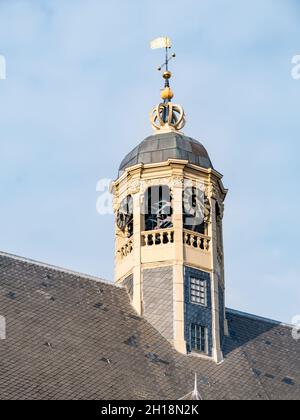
(183, 229), (211, 252)
(142, 229), (174, 247)
(118, 239), (134, 259)
(119, 229), (210, 254)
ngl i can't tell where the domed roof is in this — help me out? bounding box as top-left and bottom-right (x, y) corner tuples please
(119, 132), (213, 176)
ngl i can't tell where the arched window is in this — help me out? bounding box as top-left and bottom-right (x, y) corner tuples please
(183, 187), (209, 234)
(144, 186), (173, 231)
(116, 195), (133, 237)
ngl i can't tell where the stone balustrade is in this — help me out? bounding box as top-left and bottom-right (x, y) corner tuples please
(118, 239), (134, 259)
(119, 229), (210, 255)
(183, 229), (211, 252)
(142, 229), (174, 247)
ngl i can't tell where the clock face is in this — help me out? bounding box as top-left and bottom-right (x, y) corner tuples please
(117, 196), (133, 234)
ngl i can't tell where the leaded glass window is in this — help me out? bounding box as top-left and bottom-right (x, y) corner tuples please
(190, 324), (207, 354)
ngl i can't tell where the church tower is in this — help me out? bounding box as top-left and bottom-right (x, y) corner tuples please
(112, 39), (228, 363)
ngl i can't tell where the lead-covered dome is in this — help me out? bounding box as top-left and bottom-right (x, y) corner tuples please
(119, 132), (213, 176)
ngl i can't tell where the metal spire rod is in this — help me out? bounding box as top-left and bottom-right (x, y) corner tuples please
(157, 50), (176, 75)
(150, 37), (185, 130)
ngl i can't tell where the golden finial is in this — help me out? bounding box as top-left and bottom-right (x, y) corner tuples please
(161, 87), (174, 101)
(163, 71), (172, 80)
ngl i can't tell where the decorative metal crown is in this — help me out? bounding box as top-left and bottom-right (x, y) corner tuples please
(150, 102), (186, 133)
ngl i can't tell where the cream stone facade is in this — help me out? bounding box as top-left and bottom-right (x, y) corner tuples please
(112, 155), (228, 363)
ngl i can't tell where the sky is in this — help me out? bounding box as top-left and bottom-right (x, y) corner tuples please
(0, 0), (300, 323)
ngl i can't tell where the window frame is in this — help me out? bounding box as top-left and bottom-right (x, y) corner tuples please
(190, 323), (208, 355)
(189, 276), (207, 307)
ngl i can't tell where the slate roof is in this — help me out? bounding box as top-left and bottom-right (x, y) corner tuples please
(119, 133), (213, 176)
(0, 251), (299, 400)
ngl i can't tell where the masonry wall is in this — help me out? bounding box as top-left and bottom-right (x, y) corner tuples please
(184, 266), (213, 356)
(121, 274), (134, 302)
(219, 283), (225, 347)
(142, 266), (174, 342)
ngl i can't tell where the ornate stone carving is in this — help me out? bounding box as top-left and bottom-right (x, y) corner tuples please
(206, 183), (225, 221)
(206, 184), (218, 200)
(113, 197), (119, 214)
(142, 178), (173, 192)
(203, 195), (211, 224)
(171, 177), (184, 189)
(128, 179), (141, 195)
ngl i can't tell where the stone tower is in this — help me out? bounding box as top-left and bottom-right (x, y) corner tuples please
(112, 40), (228, 363)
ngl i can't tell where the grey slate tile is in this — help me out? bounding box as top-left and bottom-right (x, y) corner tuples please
(0, 253), (299, 400)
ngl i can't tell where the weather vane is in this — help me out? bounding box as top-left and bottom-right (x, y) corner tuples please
(149, 37), (186, 133)
(150, 37), (176, 102)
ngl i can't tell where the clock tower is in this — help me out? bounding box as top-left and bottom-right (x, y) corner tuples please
(112, 41), (228, 363)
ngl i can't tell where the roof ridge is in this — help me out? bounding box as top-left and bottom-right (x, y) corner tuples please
(226, 308), (293, 328)
(0, 250), (114, 287)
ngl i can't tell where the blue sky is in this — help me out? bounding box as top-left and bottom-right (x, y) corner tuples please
(0, 0), (299, 323)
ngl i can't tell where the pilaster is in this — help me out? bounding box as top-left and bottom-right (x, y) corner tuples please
(208, 188), (224, 364)
(171, 166), (186, 354)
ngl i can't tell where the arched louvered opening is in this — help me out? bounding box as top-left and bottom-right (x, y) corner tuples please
(143, 186), (173, 232)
